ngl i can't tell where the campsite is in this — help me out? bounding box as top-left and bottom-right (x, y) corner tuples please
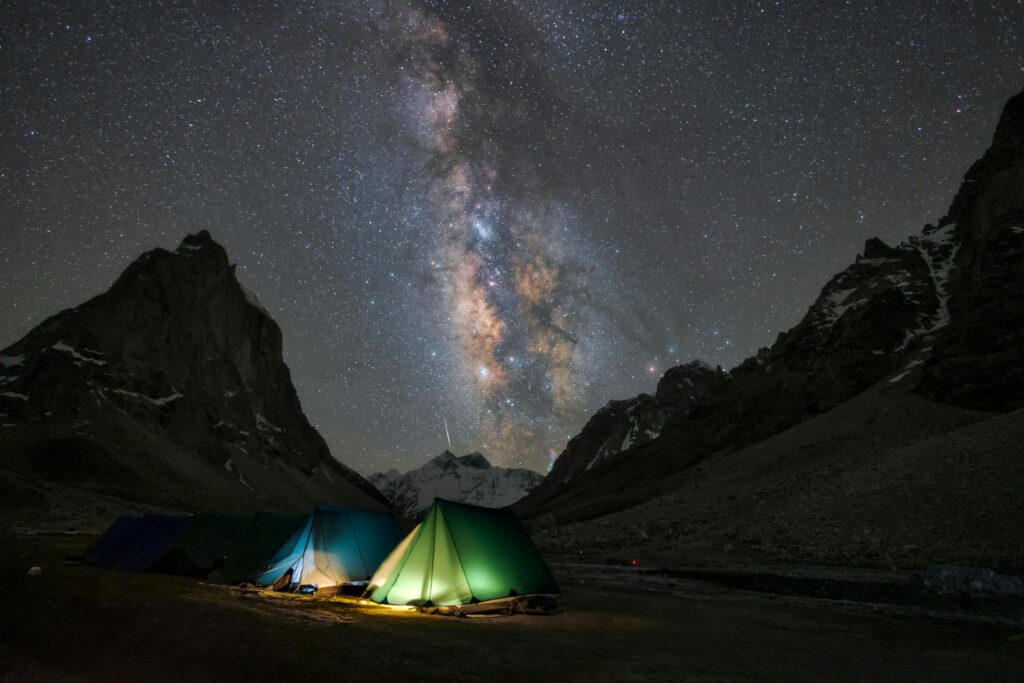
(2, 499), (1020, 681)
(75, 501), (556, 606)
(1, 525), (1020, 682)
(4, 1), (1024, 679)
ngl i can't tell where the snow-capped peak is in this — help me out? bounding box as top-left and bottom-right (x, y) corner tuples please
(368, 451), (542, 517)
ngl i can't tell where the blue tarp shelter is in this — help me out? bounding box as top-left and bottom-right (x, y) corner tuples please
(250, 505), (403, 592)
(83, 515), (142, 567)
(90, 514), (192, 572)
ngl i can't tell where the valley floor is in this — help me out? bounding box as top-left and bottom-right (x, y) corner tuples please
(1, 532), (1021, 682)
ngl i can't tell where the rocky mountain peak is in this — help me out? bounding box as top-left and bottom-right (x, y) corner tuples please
(429, 450), (457, 466)
(860, 237), (896, 260)
(528, 359), (719, 496)
(942, 88), (1024, 230)
(655, 360), (719, 405)
(916, 87), (1024, 410)
(180, 229), (216, 248)
(369, 450), (541, 517)
(426, 450), (491, 470)
(517, 86), (1024, 524)
(0, 231), (387, 512)
(457, 452), (492, 469)
(991, 88), (1024, 152)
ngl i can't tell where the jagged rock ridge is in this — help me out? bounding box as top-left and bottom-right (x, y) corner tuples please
(915, 88), (1024, 409)
(0, 231), (387, 514)
(368, 451), (543, 517)
(518, 86), (1024, 524)
(525, 361), (720, 506)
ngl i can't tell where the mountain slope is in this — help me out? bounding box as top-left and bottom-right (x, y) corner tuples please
(526, 360), (721, 504)
(916, 88), (1024, 409)
(0, 231), (387, 518)
(369, 451), (543, 517)
(518, 86), (1024, 528)
(533, 384), (1023, 572)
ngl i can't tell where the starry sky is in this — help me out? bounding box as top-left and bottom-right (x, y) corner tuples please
(2, 1), (1023, 475)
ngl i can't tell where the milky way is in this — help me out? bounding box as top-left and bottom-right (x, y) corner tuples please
(2, 1), (1023, 473)
(377, 3), (608, 466)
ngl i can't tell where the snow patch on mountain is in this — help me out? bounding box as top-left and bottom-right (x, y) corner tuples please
(540, 360), (721, 488)
(911, 223), (960, 334)
(806, 223), (962, 355)
(255, 411), (283, 433)
(111, 388), (184, 406)
(368, 451), (543, 517)
(52, 341), (107, 366)
(588, 403), (651, 472)
(820, 287), (861, 324)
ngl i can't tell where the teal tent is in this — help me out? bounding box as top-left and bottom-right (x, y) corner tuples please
(151, 511), (308, 583)
(250, 505), (403, 593)
(366, 499), (560, 606)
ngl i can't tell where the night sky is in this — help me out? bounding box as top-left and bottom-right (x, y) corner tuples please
(2, 1), (1023, 474)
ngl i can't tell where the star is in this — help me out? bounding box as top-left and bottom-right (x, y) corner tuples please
(1, 0), (1022, 473)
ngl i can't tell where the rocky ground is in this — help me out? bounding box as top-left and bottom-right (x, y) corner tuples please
(530, 386), (1024, 573)
(0, 468), (182, 534)
(2, 531), (1022, 682)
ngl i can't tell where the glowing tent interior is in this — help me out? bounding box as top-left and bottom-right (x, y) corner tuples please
(249, 505), (404, 593)
(366, 498), (560, 607)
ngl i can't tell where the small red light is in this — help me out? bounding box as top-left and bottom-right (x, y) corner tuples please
(630, 559), (638, 566)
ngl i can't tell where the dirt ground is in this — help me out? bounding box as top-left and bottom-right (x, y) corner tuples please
(1, 533), (1021, 683)
(528, 392), (1024, 574)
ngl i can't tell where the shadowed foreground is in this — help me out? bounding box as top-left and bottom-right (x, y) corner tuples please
(1, 533), (1021, 682)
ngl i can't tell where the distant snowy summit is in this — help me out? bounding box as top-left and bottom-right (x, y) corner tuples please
(369, 451), (544, 517)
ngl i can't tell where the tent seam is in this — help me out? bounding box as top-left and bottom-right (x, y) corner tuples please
(297, 508), (318, 586)
(437, 502), (475, 602)
(346, 511), (369, 579)
(381, 510), (429, 602)
(427, 506), (437, 604)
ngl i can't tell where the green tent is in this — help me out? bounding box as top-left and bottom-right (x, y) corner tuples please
(366, 498), (560, 606)
(153, 511), (308, 583)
